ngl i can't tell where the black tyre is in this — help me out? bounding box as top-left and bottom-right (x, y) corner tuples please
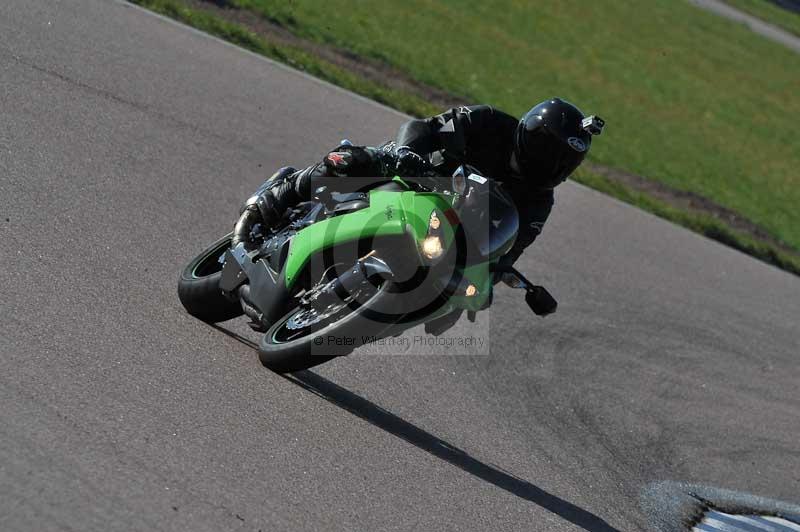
(258, 281), (395, 373)
(178, 233), (244, 323)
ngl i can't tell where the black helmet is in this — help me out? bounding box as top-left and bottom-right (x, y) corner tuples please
(514, 98), (604, 189)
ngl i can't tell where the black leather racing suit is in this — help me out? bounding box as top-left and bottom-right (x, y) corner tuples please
(249, 105), (555, 266)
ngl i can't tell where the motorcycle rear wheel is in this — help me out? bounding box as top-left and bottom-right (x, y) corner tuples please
(177, 233), (244, 323)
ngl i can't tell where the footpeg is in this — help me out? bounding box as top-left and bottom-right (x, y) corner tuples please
(490, 264), (557, 317)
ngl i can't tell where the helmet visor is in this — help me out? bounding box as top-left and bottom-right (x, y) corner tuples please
(518, 128), (587, 188)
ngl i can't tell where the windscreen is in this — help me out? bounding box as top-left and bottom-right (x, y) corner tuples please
(456, 176), (519, 262)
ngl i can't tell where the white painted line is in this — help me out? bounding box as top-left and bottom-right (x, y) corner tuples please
(694, 511), (800, 532)
(764, 516), (800, 532)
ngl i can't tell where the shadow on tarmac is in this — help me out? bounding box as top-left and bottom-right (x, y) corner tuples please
(214, 324), (620, 532)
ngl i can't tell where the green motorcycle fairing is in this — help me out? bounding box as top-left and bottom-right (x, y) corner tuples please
(283, 180), (494, 314)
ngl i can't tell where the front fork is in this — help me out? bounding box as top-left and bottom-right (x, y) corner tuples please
(300, 251), (393, 312)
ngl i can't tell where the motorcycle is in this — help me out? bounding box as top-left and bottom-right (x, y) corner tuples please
(178, 164), (556, 373)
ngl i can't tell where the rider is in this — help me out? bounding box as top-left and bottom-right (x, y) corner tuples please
(240, 98), (604, 271)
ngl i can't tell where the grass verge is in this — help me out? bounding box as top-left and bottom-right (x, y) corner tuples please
(128, 0), (800, 276)
(722, 0), (800, 36)
(572, 169), (800, 275)
(220, 0), (800, 253)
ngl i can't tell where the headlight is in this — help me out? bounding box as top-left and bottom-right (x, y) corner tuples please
(421, 236), (444, 260)
(420, 210), (445, 260)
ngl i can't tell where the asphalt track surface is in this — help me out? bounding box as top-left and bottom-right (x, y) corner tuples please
(1, 2), (798, 531)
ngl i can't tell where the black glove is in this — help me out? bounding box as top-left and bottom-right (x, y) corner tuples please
(394, 146), (431, 177)
(322, 145), (379, 177)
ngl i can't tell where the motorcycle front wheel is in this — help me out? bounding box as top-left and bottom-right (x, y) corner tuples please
(258, 280), (395, 373)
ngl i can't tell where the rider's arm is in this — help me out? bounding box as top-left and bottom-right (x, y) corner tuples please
(242, 144), (398, 226)
(501, 188), (554, 266)
(395, 105), (496, 161)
